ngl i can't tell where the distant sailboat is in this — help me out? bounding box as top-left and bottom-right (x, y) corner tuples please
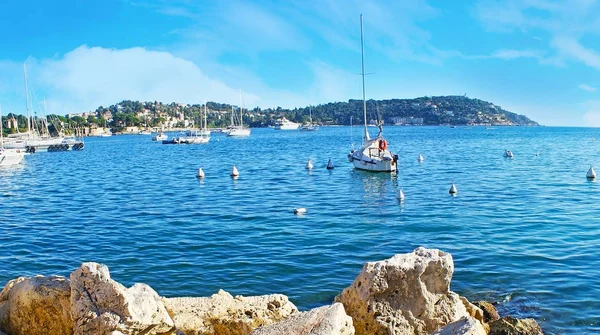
(228, 93), (251, 137)
(300, 106), (319, 131)
(200, 103), (211, 136)
(186, 102), (211, 137)
(347, 15), (398, 173)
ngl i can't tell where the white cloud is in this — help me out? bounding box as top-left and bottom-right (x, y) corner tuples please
(159, 0), (459, 65)
(473, 0), (600, 71)
(582, 100), (600, 126)
(32, 46), (261, 114)
(552, 36), (600, 70)
(0, 60), (25, 102)
(491, 49), (542, 60)
(1, 45), (363, 115)
(579, 84), (597, 92)
(307, 61), (358, 104)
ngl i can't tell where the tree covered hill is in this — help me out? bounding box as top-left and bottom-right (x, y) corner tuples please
(1, 95), (538, 136)
(306, 96), (538, 126)
(90, 95), (537, 128)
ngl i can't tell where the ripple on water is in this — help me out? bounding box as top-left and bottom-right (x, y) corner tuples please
(2, 127), (600, 334)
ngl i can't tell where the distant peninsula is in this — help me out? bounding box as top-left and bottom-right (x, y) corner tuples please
(1, 95), (538, 136)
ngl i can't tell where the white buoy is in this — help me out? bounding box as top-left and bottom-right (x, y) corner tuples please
(231, 165), (239, 177)
(196, 168), (205, 178)
(503, 150), (514, 158)
(294, 208), (307, 215)
(396, 188), (405, 201)
(449, 182), (458, 195)
(587, 166), (596, 179)
(535, 152), (539, 157)
(417, 154), (424, 162)
(326, 158), (334, 170)
(306, 158), (313, 170)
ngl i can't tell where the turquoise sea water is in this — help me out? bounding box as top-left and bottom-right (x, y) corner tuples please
(1, 126), (599, 334)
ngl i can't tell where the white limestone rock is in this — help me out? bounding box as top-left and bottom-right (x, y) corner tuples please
(460, 296), (485, 325)
(0, 275), (73, 335)
(432, 316), (487, 335)
(162, 289), (297, 335)
(249, 302), (354, 335)
(70, 262), (175, 335)
(336, 247), (470, 335)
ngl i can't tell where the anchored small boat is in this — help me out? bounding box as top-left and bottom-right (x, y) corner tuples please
(347, 15), (398, 173)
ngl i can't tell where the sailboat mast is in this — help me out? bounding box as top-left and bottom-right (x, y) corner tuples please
(360, 14), (369, 142)
(239, 91), (243, 128)
(204, 102), (207, 129)
(23, 63), (31, 135)
(43, 97), (50, 135)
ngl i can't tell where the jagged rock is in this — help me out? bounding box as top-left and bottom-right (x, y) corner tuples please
(431, 316), (486, 335)
(473, 301), (500, 323)
(0, 275), (73, 335)
(488, 316), (544, 335)
(163, 289), (297, 335)
(336, 247), (470, 335)
(460, 297), (484, 324)
(70, 262), (175, 335)
(249, 302), (354, 335)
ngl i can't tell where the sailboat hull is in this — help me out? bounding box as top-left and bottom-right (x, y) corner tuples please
(0, 150), (25, 166)
(227, 128), (251, 137)
(349, 137), (397, 172)
(351, 155), (396, 172)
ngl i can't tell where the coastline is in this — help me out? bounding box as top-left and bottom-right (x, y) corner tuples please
(0, 248), (543, 335)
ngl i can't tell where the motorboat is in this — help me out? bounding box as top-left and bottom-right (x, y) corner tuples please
(274, 117), (300, 130)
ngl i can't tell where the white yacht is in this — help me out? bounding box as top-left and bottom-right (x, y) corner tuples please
(347, 15), (398, 173)
(274, 117), (300, 130)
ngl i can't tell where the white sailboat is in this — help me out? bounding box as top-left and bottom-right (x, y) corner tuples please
(200, 103), (211, 136)
(185, 104), (211, 137)
(347, 15), (398, 173)
(0, 106), (25, 167)
(228, 93), (251, 137)
(300, 106), (319, 131)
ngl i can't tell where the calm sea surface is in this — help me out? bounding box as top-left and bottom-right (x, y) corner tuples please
(2, 126), (600, 334)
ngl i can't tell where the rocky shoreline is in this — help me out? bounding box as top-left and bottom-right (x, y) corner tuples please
(0, 247), (543, 335)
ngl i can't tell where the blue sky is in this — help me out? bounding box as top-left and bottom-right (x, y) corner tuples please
(1, 0), (600, 126)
